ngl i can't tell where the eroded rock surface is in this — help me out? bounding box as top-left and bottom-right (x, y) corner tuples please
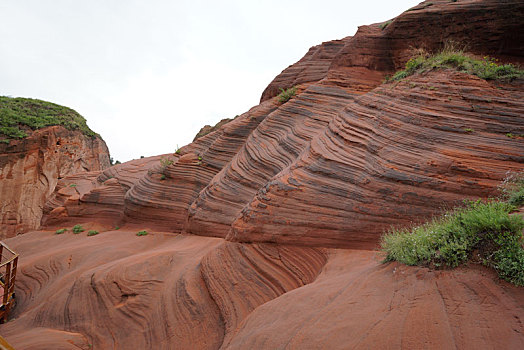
(1, 232), (522, 349)
(0, 126), (109, 238)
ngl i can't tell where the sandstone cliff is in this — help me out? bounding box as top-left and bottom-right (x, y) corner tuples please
(0, 98), (110, 238)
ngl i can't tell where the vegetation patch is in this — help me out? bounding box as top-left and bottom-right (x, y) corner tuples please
(72, 224), (85, 234)
(381, 172), (524, 286)
(160, 157), (174, 168)
(87, 230), (99, 236)
(277, 86), (297, 103)
(55, 228), (67, 234)
(499, 172), (524, 207)
(386, 46), (523, 82)
(380, 20), (392, 30)
(137, 230), (148, 236)
(0, 96), (99, 143)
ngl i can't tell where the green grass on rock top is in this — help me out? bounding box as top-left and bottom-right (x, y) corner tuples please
(0, 96), (99, 144)
(387, 46), (524, 82)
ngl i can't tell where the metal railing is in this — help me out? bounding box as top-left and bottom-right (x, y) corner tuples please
(0, 242), (18, 323)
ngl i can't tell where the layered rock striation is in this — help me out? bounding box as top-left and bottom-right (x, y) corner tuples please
(41, 0), (524, 249)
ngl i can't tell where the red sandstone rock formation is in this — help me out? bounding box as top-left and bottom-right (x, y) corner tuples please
(0, 126), (109, 238)
(40, 0), (524, 248)
(3, 1), (524, 349)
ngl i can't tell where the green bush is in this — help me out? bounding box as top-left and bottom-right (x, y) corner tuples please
(160, 174), (166, 180)
(87, 230), (99, 236)
(386, 46), (523, 82)
(137, 230), (148, 236)
(277, 86), (297, 103)
(72, 224), (84, 234)
(381, 199), (524, 286)
(55, 228), (67, 234)
(0, 96), (99, 143)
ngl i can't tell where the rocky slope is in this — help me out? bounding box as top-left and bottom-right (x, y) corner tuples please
(2, 0), (524, 349)
(0, 125), (109, 239)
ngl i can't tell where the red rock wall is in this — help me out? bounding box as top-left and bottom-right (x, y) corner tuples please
(0, 126), (109, 238)
(40, 0), (524, 249)
(230, 71), (524, 248)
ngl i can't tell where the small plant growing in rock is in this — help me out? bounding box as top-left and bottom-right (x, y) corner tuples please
(72, 224), (84, 234)
(114, 226), (120, 230)
(277, 86), (297, 103)
(380, 20), (392, 30)
(69, 184), (77, 188)
(87, 230), (99, 236)
(160, 174), (166, 180)
(137, 230), (148, 236)
(160, 157), (174, 168)
(464, 128), (474, 133)
(55, 228), (67, 234)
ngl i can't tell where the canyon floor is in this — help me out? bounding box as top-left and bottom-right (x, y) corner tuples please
(1, 229), (523, 349)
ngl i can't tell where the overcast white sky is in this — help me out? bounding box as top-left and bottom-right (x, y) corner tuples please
(1, 0), (420, 162)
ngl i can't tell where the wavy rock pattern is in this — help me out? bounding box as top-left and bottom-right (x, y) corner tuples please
(225, 249), (524, 349)
(260, 38), (350, 102)
(186, 84), (358, 238)
(187, 0), (524, 246)
(43, 156), (163, 228)
(230, 71), (524, 248)
(0, 231), (326, 349)
(201, 242), (327, 344)
(123, 100), (278, 231)
(2, 233), (522, 349)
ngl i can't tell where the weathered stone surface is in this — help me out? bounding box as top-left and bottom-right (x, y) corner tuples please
(1, 232), (522, 349)
(0, 230), (326, 349)
(229, 71), (524, 248)
(0, 126), (109, 238)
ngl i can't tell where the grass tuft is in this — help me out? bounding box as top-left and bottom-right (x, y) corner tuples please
(380, 20), (392, 30)
(277, 86), (297, 103)
(55, 228), (67, 234)
(87, 230), (99, 236)
(72, 224), (84, 234)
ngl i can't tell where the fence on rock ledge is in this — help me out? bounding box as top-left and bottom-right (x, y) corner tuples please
(0, 242), (18, 323)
